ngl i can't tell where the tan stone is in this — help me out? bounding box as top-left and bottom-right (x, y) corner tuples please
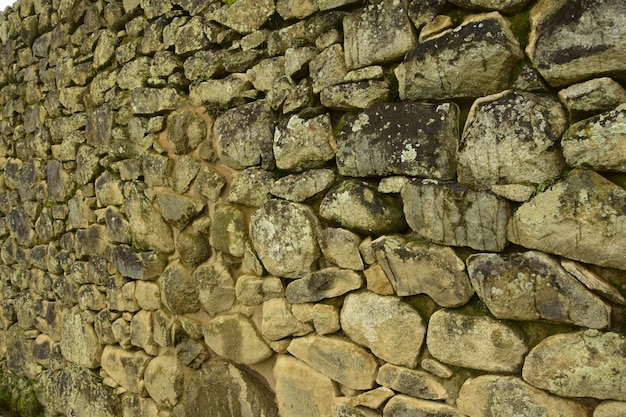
(312, 303), (340, 335)
(383, 396), (464, 417)
(376, 363), (448, 400)
(60, 307), (103, 369)
(144, 354), (184, 408)
(262, 298), (313, 341)
(100, 345), (152, 394)
(363, 264), (395, 295)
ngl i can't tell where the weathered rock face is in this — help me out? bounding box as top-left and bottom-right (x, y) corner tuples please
(427, 309), (528, 372)
(508, 169), (626, 270)
(467, 251), (611, 328)
(522, 330), (626, 401)
(250, 199), (321, 278)
(458, 90), (567, 190)
(376, 363), (448, 400)
(383, 395), (464, 417)
(285, 267), (363, 304)
(341, 291), (426, 368)
(336, 102), (459, 180)
(527, 0), (626, 86)
(60, 306), (103, 369)
(396, 12), (524, 100)
(402, 180), (511, 251)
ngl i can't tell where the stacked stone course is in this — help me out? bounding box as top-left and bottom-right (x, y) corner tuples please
(0, 0), (626, 416)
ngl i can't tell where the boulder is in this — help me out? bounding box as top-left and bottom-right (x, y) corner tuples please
(507, 169), (626, 270)
(457, 375), (589, 417)
(522, 330), (626, 400)
(250, 199), (321, 278)
(594, 401), (626, 417)
(526, 0), (626, 86)
(155, 192), (204, 230)
(402, 179), (511, 251)
(371, 235), (473, 307)
(336, 102), (459, 180)
(427, 309), (528, 372)
(235, 275), (284, 306)
(341, 290), (426, 367)
(395, 12), (523, 100)
(111, 245), (166, 281)
(468, 251), (611, 328)
(458, 91), (567, 190)
(288, 333), (379, 390)
(166, 109), (207, 155)
(228, 167), (276, 207)
(320, 80), (389, 111)
(285, 267), (363, 304)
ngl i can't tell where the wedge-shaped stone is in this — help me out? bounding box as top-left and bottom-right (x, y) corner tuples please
(402, 180), (511, 251)
(341, 291), (426, 367)
(320, 180), (407, 236)
(155, 192), (204, 230)
(427, 309), (528, 373)
(468, 251), (611, 329)
(250, 199), (321, 278)
(508, 169), (626, 270)
(383, 396), (464, 417)
(562, 103), (626, 172)
(527, 0), (626, 86)
(395, 12), (523, 100)
(343, 0), (416, 70)
(457, 375), (589, 417)
(376, 364), (447, 400)
(285, 267), (362, 304)
(124, 185), (174, 254)
(288, 334), (378, 390)
(337, 102), (459, 179)
(458, 91), (567, 190)
(371, 236), (473, 307)
(203, 313), (273, 365)
(318, 227), (364, 270)
(214, 101), (276, 170)
(523, 330), (626, 401)
(274, 354), (336, 417)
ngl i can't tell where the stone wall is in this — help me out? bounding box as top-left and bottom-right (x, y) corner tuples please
(0, 0), (625, 416)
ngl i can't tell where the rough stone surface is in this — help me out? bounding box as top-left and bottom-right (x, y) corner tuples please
(450, 0), (530, 13)
(194, 263), (236, 316)
(337, 102), (459, 179)
(288, 333), (379, 390)
(383, 396), (464, 417)
(402, 180), (511, 251)
(318, 228), (364, 270)
(100, 345), (152, 393)
(468, 251), (611, 328)
(262, 297), (313, 341)
(458, 91), (567, 190)
(508, 169), (626, 270)
(561, 103), (626, 172)
(527, 0), (626, 86)
(558, 77), (626, 121)
(376, 363), (448, 400)
(250, 199), (321, 278)
(522, 330), (626, 401)
(285, 267), (363, 304)
(210, 205), (247, 258)
(372, 235), (473, 306)
(270, 169), (336, 203)
(60, 306), (103, 369)
(211, 0), (275, 34)
(161, 262), (200, 315)
(144, 355), (184, 408)
(594, 401), (626, 417)
(396, 12), (524, 100)
(427, 309), (528, 373)
(124, 186), (174, 254)
(457, 375), (589, 417)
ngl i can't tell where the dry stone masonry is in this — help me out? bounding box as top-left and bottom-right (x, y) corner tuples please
(0, 0), (625, 416)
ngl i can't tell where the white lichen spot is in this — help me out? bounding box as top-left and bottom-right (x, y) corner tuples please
(352, 113), (370, 132)
(401, 144), (417, 162)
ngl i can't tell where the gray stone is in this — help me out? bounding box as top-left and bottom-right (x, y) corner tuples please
(457, 375), (588, 417)
(142, 153), (173, 188)
(310, 44), (348, 94)
(161, 262), (200, 315)
(124, 186), (174, 254)
(490, 184), (535, 202)
(214, 101), (276, 170)
(336, 387), (395, 410)
(320, 80), (389, 111)
(100, 345), (152, 393)
(194, 166), (226, 202)
(285, 46), (318, 78)
(450, 0), (530, 13)
(508, 169), (626, 270)
(210, 205), (247, 258)
(396, 12), (523, 100)
(166, 109), (207, 155)
(467, 251), (611, 329)
(7, 207), (36, 247)
(6, 324), (41, 379)
(144, 354), (184, 408)
(523, 330), (626, 401)
(105, 207), (131, 244)
(177, 223), (211, 267)
(371, 235), (473, 306)
(320, 180), (407, 236)
(402, 180), (511, 251)
(247, 57), (286, 93)
(203, 313), (273, 365)
(274, 113), (336, 172)
(270, 169), (336, 202)
(155, 192), (204, 230)
(338, 102), (458, 179)
(94, 171), (124, 207)
(341, 291), (426, 368)
(194, 263), (236, 316)
(175, 16), (209, 55)
(288, 333), (379, 390)
(172, 154), (201, 194)
(561, 259), (626, 305)
(558, 77), (626, 121)
(130, 87), (180, 115)
(184, 50), (226, 82)
(277, 0), (318, 19)
(419, 15), (454, 42)
(173, 360), (278, 417)
(118, 57), (151, 90)
(285, 267), (363, 304)
(250, 199), (321, 278)
(458, 91), (567, 190)
(93, 29), (117, 70)
(189, 74), (253, 108)
(36, 364), (122, 417)
(376, 363), (448, 400)
(343, 0), (416, 70)
(427, 309), (528, 372)
(527, 0), (626, 87)
(60, 307), (103, 369)
(262, 297), (313, 341)
(383, 396), (464, 417)
(562, 103), (626, 172)
(46, 160), (74, 203)
(211, 0), (275, 34)
(228, 167), (276, 207)
(235, 275), (284, 306)
(274, 354), (336, 417)
(318, 228), (364, 270)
